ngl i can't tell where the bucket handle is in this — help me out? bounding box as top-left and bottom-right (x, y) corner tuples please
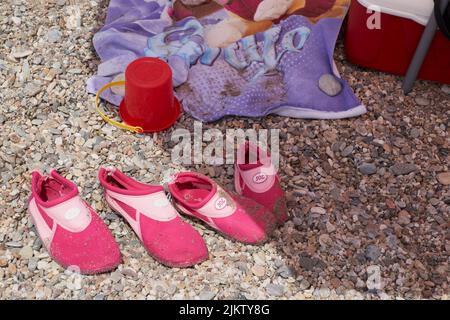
(95, 81), (144, 134)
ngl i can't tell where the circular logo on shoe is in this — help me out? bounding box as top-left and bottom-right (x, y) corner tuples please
(253, 173), (268, 184)
(215, 197), (227, 210)
(153, 198), (170, 208)
(64, 208), (80, 220)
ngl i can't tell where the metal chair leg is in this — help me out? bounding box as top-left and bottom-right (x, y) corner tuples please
(402, 0), (449, 95)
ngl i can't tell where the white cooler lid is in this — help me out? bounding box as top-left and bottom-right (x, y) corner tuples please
(358, 0), (434, 26)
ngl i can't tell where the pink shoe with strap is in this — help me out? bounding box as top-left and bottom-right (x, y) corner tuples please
(98, 167), (208, 268)
(28, 170), (121, 274)
(168, 172), (277, 245)
(234, 142), (288, 225)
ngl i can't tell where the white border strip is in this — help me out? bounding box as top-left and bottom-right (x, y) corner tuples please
(271, 104), (368, 120)
(358, 0), (434, 26)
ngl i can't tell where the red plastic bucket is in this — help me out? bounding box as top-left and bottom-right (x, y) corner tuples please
(119, 57), (181, 133)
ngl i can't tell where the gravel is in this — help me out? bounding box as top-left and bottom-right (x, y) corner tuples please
(358, 163), (377, 175)
(46, 28), (62, 43)
(266, 283), (285, 297)
(198, 290), (216, 300)
(389, 163), (419, 176)
(437, 172), (450, 185)
(5, 241), (22, 248)
(415, 97), (431, 106)
(364, 245), (381, 262)
(277, 265), (295, 279)
(397, 210), (411, 226)
(0, 1), (448, 301)
(19, 246), (33, 259)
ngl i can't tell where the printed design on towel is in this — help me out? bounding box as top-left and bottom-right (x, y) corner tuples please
(171, 0), (349, 48)
(144, 17), (310, 86)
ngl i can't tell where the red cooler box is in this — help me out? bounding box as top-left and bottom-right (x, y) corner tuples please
(345, 0), (450, 84)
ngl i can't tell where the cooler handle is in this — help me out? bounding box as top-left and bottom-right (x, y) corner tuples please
(95, 81), (144, 134)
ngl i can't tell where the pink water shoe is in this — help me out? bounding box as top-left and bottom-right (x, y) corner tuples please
(168, 172), (276, 245)
(98, 167), (208, 268)
(234, 142), (288, 225)
(28, 170), (121, 274)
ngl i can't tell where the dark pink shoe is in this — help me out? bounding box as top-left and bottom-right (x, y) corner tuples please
(234, 142), (288, 225)
(28, 170), (121, 274)
(98, 167), (208, 268)
(168, 172), (277, 245)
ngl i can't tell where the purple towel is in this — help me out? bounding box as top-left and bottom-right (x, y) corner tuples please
(87, 0), (366, 122)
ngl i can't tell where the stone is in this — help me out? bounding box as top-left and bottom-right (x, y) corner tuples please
(292, 217), (302, 226)
(105, 213), (119, 221)
(72, 277), (83, 290)
(266, 283), (284, 297)
(437, 172), (450, 185)
(110, 271), (122, 282)
(409, 128), (420, 139)
(0, 259), (7, 267)
(24, 83), (41, 97)
(8, 264), (17, 274)
(6, 241), (22, 248)
(390, 163), (419, 176)
(441, 85), (450, 94)
(386, 105), (397, 113)
(341, 145), (354, 157)
(318, 287), (331, 298)
(365, 245), (381, 261)
(359, 163), (377, 175)
(253, 252), (266, 265)
(28, 258), (38, 271)
(398, 210), (411, 225)
(430, 198), (440, 206)
(298, 254), (326, 271)
(318, 74), (343, 97)
(9, 132), (21, 143)
(11, 17), (21, 26)
(251, 265), (266, 277)
(198, 290), (216, 300)
(319, 234), (332, 246)
(299, 279), (310, 290)
(37, 260), (48, 270)
(356, 125), (368, 136)
(33, 238), (42, 250)
(19, 246), (33, 259)
(326, 221), (336, 233)
(236, 262), (248, 273)
(415, 97), (430, 106)
(46, 29), (62, 43)
(66, 5), (82, 29)
(12, 49), (33, 59)
(310, 207), (326, 214)
(68, 68), (82, 74)
(396, 200), (407, 209)
(276, 265), (295, 279)
(121, 268), (138, 279)
(55, 137), (63, 146)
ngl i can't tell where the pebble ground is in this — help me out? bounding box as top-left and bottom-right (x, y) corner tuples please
(0, 0), (448, 300)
